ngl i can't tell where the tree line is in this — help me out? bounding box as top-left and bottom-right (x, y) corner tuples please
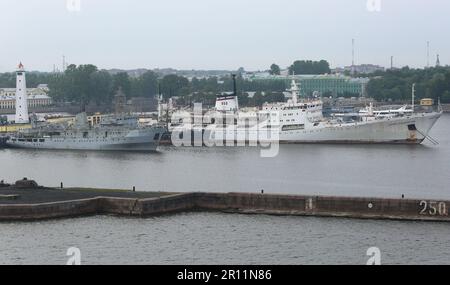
(288, 60), (331, 75)
(0, 59), (332, 107)
(47, 64), (160, 109)
(366, 66), (450, 103)
(268, 60), (331, 75)
(0, 64), (290, 108)
(3, 62), (448, 108)
(0, 72), (51, 89)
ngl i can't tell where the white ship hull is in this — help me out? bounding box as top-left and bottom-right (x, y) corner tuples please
(278, 112), (441, 144)
(205, 112), (441, 145)
(169, 79), (442, 146)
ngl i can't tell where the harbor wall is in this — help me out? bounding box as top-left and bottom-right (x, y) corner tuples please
(0, 192), (449, 222)
(195, 193), (450, 221)
(0, 198), (99, 220)
(99, 193), (198, 216)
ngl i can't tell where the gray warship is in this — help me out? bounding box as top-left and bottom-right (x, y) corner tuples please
(6, 112), (165, 151)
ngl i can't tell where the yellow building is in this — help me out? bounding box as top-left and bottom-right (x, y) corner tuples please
(88, 113), (103, 126)
(0, 124), (32, 133)
(420, 98), (434, 106)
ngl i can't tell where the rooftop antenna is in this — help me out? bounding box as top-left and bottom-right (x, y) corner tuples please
(232, 74), (237, 96)
(390, 56), (394, 70)
(351, 38), (355, 75)
(158, 81), (162, 100)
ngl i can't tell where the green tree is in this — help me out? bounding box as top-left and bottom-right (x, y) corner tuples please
(366, 66), (450, 102)
(237, 67), (245, 75)
(237, 92), (249, 106)
(130, 71), (158, 98)
(65, 64), (98, 109)
(0, 72), (15, 87)
(269, 64), (281, 75)
(288, 60), (331, 75)
(0, 71), (53, 88)
(442, 91), (450, 103)
(160, 74), (190, 98)
(90, 71), (113, 105)
(48, 64), (113, 110)
(250, 91), (264, 107)
(112, 72), (131, 97)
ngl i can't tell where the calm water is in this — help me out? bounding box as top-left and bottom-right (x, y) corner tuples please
(1, 213), (450, 265)
(0, 114), (449, 264)
(1, 114), (449, 199)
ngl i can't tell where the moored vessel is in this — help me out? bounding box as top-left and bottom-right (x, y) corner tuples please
(173, 78), (442, 145)
(6, 112), (166, 151)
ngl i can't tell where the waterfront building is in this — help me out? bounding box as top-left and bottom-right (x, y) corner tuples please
(0, 82), (53, 110)
(245, 74), (369, 97)
(332, 64), (385, 74)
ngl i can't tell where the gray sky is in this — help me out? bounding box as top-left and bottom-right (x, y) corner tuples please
(0, 0), (448, 72)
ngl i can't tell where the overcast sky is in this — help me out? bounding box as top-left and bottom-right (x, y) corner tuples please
(0, 0), (448, 72)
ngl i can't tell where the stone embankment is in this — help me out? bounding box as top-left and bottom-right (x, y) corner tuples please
(1, 179), (449, 222)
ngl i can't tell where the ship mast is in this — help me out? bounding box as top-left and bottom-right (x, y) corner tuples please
(289, 80), (299, 104)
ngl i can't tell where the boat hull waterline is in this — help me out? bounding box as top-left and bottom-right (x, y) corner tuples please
(6, 128), (164, 152)
(201, 112), (441, 145)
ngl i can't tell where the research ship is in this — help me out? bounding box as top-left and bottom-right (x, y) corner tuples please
(6, 113), (166, 151)
(168, 78), (442, 145)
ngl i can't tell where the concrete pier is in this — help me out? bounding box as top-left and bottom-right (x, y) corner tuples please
(0, 181), (449, 222)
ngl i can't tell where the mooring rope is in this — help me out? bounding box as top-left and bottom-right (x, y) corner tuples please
(417, 129), (439, 145)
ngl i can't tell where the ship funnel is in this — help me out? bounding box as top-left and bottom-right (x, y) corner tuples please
(215, 74), (239, 112)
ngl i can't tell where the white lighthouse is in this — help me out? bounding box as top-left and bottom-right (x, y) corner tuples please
(15, 62), (29, 124)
